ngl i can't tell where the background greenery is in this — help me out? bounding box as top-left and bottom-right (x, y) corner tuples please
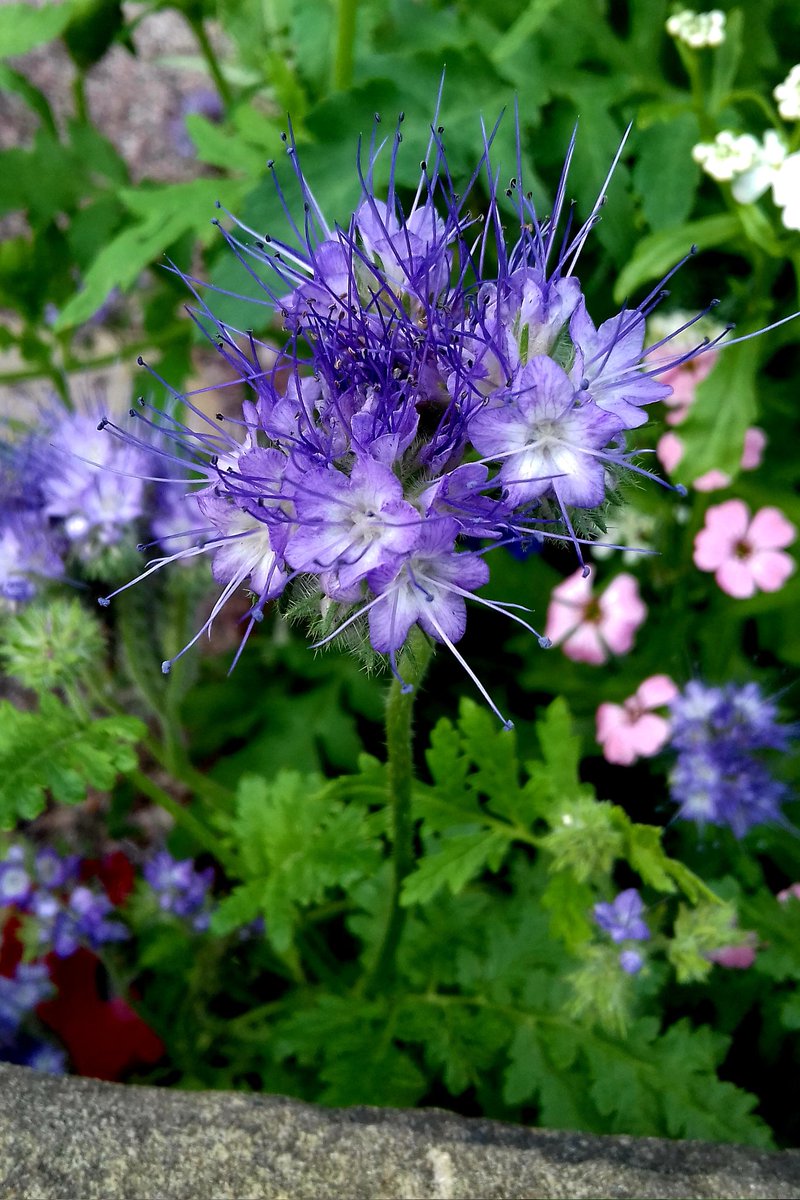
(1, 0), (800, 1150)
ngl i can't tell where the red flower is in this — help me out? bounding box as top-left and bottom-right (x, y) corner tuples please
(37, 949), (164, 1081)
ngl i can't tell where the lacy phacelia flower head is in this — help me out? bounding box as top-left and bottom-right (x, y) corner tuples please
(666, 9), (726, 48)
(596, 674), (678, 765)
(94, 104), (727, 720)
(545, 569), (646, 664)
(693, 499), (796, 597)
(668, 681), (793, 836)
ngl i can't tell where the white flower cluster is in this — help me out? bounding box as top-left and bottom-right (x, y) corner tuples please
(666, 9), (726, 48)
(774, 64), (800, 122)
(693, 129), (800, 231)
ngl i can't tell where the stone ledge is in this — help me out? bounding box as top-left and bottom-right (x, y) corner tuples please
(1, 1064), (799, 1199)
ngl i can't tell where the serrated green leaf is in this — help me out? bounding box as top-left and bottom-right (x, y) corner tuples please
(613, 213), (741, 302)
(534, 696), (582, 798)
(185, 114), (266, 173)
(625, 822), (676, 893)
(0, 696), (144, 828)
(54, 178), (249, 330)
(401, 830), (509, 906)
(225, 770), (381, 957)
(210, 881), (267, 936)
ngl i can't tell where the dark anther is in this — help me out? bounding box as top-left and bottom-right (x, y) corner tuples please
(96, 417), (108, 431)
(690, 243), (698, 254)
(216, 413), (224, 421)
(398, 111), (405, 122)
(136, 396), (145, 406)
(129, 408), (136, 417)
(280, 131), (287, 141)
(267, 159), (274, 168)
(420, 160), (427, 171)
(137, 356), (145, 366)
(437, 125), (444, 134)
(374, 112), (381, 123)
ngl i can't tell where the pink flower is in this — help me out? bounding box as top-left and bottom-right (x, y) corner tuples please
(545, 570), (647, 665)
(777, 883), (800, 904)
(707, 943), (757, 970)
(596, 674), (678, 765)
(694, 500), (796, 598)
(657, 427), (767, 492)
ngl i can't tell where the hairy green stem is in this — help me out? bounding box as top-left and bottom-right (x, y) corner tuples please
(362, 629), (434, 994)
(333, 0), (358, 92)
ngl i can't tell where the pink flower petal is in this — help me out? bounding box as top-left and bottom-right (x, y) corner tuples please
(705, 498), (751, 538)
(562, 623), (607, 664)
(709, 945), (757, 970)
(777, 884), (800, 904)
(693, 469), (731, 493)
(741, 427), (767, 471)
(635, 674), (679, 709)
(747, 506), (797, 551)
(596, 702), (628, 742)
(599, 726), (640, 765)
(629, 713), (672, 757)
(716, 558), (757, 598)
(749, 549), (795, 593)
(657, 432), (684, 474)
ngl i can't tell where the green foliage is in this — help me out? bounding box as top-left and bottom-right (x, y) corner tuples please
(0, 694), (143, 828)
(2, 0), (799, 1150)
(0, 0), (81, 57)
(212, 771), (382, 963)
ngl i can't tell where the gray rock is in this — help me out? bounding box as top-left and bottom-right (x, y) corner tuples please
(1, 1063), (799, 1199)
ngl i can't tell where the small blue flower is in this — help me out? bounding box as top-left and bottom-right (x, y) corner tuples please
(0, 963), (53, 1045)
(594, 888), (650, 943)
(619, 948), (645, 975)
(143, 851), (214, 929)
(0, 846), (32, 906)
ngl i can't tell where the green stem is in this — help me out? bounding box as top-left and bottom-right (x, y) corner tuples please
(188, 16), (234, 110)
(72, 72), (88, 123)
(332, 0), (358, 92)
(362, 628), (434, 995)
(130, 768), (236, 870)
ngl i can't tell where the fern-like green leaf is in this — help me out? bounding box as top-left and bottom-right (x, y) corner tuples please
(0, 696), (144, 828)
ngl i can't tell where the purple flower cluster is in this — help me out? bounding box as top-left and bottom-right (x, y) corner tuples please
(143, 851), (215, 932)
(0, 844), (128, 958)
(0, 397), (198, 602)
(593, 888), (650, 974)
(98, 107), (727, 719)
(668, 681), (793, 837)
(0, 962), (53, 1045)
